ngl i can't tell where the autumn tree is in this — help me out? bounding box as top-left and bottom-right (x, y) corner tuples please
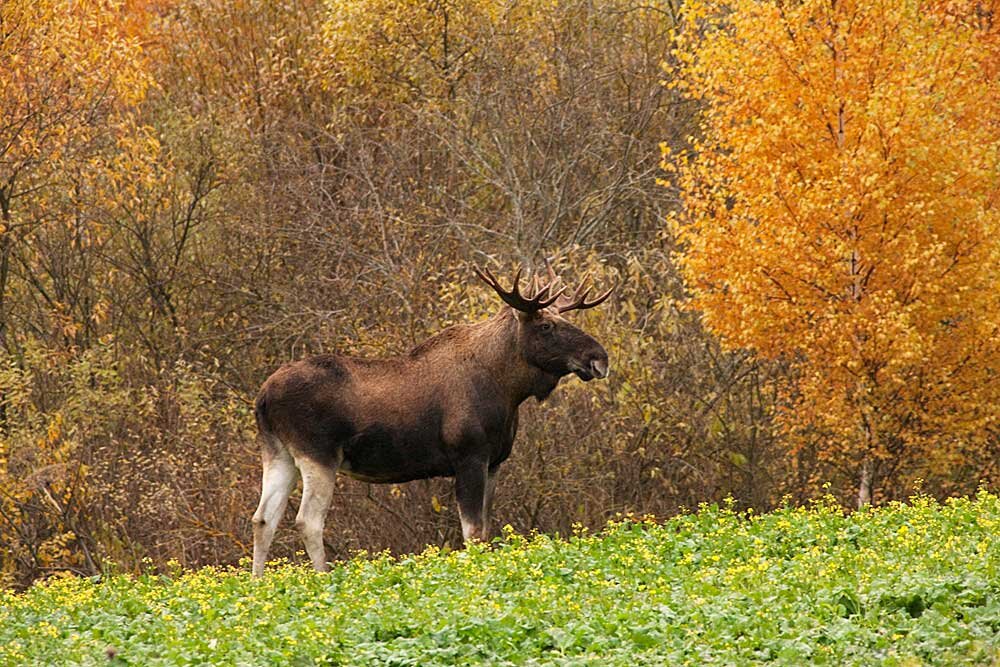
(319, 0), (688, 258)
(0, 0), (151, 353)
(0, 0), (157, 584)
(669, 0), (1000, 505)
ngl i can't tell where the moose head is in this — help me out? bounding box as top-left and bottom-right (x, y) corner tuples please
(473, 263), (612, 383)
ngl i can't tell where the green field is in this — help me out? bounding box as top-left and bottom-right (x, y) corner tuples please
(2, 493), (998, 666)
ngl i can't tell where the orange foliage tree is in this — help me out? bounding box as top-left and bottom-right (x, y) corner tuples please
(668, 0), (1000, 505)
(0, 0), (152, 584)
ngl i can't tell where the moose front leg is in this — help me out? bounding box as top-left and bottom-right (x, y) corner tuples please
(454, 460), (489, 542)
(482, 465), (499, 539)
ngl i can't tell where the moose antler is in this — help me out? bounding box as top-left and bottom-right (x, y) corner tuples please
(555, 274), (615, 313)
(475, 262), (614, 314)
(474, 264), (565, 313)
(545, 258), (615, 313)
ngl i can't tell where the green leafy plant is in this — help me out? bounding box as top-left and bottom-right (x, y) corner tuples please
(2, 492), (998, 665)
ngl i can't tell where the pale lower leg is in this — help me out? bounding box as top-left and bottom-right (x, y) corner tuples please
(295, 457), (339, 572)
(252, 449), (298, 577)
(459, 509), (484, 542)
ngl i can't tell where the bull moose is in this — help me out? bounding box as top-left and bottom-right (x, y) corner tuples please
(251, 265), (613, 576)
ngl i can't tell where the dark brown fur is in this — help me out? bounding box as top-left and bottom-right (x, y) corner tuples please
(257, 309), (606, 478)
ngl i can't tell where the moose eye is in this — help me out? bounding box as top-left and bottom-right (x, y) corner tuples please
(539, 322), (554, 332)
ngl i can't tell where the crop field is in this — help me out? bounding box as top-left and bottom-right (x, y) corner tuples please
(2, 492), (998, 666)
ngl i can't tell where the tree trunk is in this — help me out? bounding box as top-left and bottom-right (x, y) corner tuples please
(857, 458), (874, 508)
(0, 189), (10, 435)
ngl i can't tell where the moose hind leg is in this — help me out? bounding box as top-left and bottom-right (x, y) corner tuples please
(252, 445), (298, 577)
(455, 461), (489, 542)
(295, 456), (339, 572)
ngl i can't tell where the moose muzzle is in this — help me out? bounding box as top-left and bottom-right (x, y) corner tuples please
(571, 350), (609, 381)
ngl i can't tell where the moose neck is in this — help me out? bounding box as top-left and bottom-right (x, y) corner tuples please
(467, 308), (560, 406)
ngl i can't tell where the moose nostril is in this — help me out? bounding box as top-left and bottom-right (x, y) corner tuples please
(589, 357), (609, 379)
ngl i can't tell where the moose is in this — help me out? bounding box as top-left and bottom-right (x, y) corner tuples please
(251, 264), (613, 576)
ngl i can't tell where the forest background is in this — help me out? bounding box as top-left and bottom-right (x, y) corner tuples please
(1, 0), (998, 588)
